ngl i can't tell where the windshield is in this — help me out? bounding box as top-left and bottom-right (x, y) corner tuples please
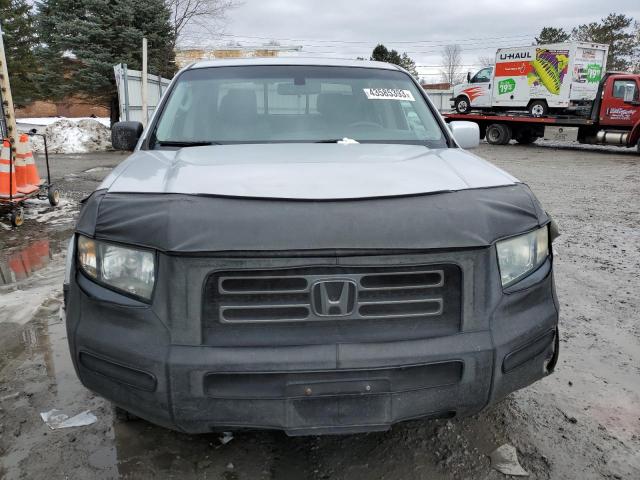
(152, 65), (447, 148)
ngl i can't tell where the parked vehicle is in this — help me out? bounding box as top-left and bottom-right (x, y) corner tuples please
(445, 72), (640, 152)
(64, 58), (559, 436)
(452, 42), (609, 116)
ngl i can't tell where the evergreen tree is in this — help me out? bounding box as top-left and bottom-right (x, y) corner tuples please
(399, 52), (419, 79)
(36, 0), (176, 111)
(0, 0), (39, 106)
(371, 44), (419, 79)
(535, 27), (571, 44)
(572, 13), (639, 71)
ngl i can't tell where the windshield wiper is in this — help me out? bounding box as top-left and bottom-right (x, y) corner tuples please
(314, 137), (359, 144)
(156, 140), (220, 147)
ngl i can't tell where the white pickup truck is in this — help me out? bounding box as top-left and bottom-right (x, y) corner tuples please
(452, 42), (609, 116)
(65, 58), (559, 436)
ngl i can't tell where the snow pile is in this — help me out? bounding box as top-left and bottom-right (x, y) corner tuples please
(17, 117), (111, 128)
(29, 119), (112, 154)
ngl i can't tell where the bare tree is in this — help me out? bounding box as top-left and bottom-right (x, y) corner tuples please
(477, 56), (494, 68)
(166, 0), (237, 45)
(440, 44), (464, 85)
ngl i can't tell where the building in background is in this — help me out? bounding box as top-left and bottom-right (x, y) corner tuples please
(175, 44), (303, 68)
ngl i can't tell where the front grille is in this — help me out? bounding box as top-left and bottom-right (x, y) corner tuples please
(203, 264), (461, 330)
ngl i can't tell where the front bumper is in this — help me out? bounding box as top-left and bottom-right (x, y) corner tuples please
(65, 250), (559, 436)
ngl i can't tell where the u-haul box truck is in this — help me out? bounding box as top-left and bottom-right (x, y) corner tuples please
(451, 42), (609, 116)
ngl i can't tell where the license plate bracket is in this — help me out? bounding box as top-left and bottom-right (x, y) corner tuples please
(286, 393), (391, 429)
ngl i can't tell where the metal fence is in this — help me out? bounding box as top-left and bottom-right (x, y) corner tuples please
(424, 89), (453, 112)
(114, 64), (171, 123)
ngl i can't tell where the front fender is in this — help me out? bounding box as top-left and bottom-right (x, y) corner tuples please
(627, 119), (640, 148)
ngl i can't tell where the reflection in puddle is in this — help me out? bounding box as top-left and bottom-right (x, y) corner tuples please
(0, 239), (51, 285)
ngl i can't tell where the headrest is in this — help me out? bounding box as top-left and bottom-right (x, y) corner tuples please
(219, 89), (258, 121)
(316, 93), (357, 119)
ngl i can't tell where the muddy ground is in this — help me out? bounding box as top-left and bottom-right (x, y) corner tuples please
(0, 143), (638, 479)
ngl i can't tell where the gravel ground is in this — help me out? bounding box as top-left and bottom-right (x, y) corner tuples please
(0, 143), (638, 479)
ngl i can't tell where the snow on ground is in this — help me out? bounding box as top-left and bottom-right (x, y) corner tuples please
(0, 197), (77, 231)
(26, 119), (112, 154)
(23, 197), (76, 227)
(17, 117), (110, 128)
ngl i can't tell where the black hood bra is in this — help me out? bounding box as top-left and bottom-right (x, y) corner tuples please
(76, 183), (548, 254)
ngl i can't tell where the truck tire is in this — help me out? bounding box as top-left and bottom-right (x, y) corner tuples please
(114, 405), (139, 422)
(454, 96), (471, 114)
(486, 123), (512, 145)
(478, 124), (486, 141)
(514, 130), (537, 144)
(528, 100), (548, 117)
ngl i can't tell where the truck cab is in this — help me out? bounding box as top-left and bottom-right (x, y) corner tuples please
(452, 67), (494, 113)
(599, 73), (640, 127)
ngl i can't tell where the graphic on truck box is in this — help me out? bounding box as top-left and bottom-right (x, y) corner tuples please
(498, 78), (516, 94)
(494, 48), (569, 97)
(530, 49), (569, 95)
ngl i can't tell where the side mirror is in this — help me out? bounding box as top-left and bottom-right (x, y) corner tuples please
(449, 121), (480, 149)
(467, 72), (472, 83)
(112, 121), (143, 151)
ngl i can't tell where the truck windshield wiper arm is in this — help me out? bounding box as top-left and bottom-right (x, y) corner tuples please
(156, 140), (220, 147)
(314, 137), (360, 144)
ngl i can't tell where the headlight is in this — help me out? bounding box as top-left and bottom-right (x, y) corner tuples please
(77, 235), (155, 300)
(496, 226), (549, 287)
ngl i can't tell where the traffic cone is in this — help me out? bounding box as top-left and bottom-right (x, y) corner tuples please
(16, 134), (41, 189)
(14, 144), (29, 191)
(0, 139), (20, 198)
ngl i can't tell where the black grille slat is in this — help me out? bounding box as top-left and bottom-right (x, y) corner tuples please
(222, 305), (310, 322)
(220, 276), (308, 294)
(360, 271), (443, 290)
(359, 298), (443, 318)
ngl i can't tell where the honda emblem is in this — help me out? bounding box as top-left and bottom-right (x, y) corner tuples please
(311, 280), (357, 317)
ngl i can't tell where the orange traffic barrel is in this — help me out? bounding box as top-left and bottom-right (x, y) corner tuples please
(0, 139), (20, 198)
(16, 134), (41, 189)
(14, 140), (28, 189)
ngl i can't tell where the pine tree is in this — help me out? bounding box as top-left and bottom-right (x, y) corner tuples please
(36, 0), (176, 111)
(0, 0), (39, 106)
(572, 13), (639, 71)
(399, 52), (419, 79)
(371, 44), (419, 79)
(535, 27), (571, 45)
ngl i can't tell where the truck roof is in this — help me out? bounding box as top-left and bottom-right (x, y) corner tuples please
(188, 57), (401, 71)
(495, 41), (608, 51)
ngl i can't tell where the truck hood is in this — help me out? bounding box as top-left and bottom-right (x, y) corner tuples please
(101, 143), (518, 200)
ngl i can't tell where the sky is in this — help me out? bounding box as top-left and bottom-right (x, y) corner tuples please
(183, 0), (640, 81)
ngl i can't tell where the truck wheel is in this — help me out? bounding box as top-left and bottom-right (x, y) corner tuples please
(10, 207), (24, 227)
(514, 130), (537, 145)
(114, 405), (139, 422)
(48, 188), (60, 206)
(454, 96), (471, 114)
(528, 100), (548, 117)
(486, 124), (512, 145)
(479, 125), (486, 141)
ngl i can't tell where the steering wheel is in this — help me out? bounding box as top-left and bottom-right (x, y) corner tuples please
(347, 121), (384, 129)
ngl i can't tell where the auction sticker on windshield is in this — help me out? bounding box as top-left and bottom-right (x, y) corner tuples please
(364, 88), (415, 101)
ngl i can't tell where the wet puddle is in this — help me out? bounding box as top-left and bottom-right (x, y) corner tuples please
(0, 239), (53, 285)
(0, 234), (70, 369)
